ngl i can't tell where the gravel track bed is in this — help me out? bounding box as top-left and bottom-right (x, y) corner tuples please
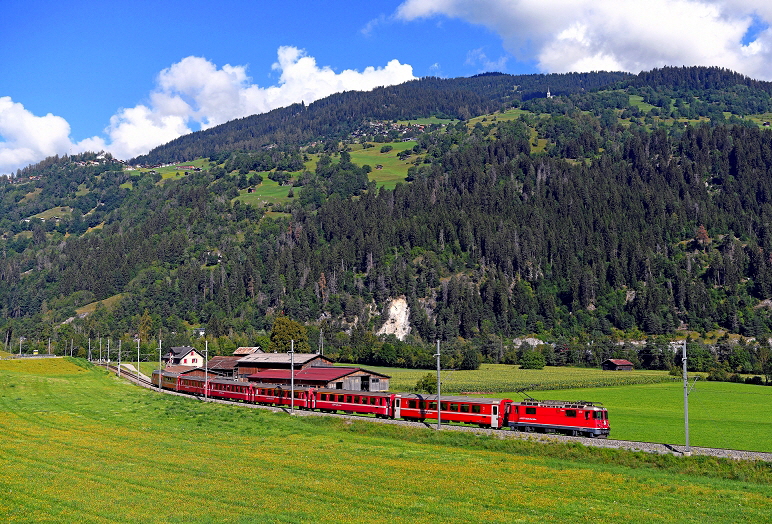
(122, 368), (772, 463)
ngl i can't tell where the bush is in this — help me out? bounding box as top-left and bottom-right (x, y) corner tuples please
(415, 372), (437, 393)
(380, 145), (393, 153)
(519, 350), (546, 370)
(745, 376), (764, 385)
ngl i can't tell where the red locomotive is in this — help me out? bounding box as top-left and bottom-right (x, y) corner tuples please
(152, 370), (610, 437)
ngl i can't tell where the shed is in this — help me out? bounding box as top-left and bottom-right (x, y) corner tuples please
(236, 353), (334, 379)
(602, 359), (634, 371)
(247, 366), (390, 391)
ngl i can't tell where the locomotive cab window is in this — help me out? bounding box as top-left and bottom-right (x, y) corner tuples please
(525, 407), (536, 415)
(566, 410), (577, 418)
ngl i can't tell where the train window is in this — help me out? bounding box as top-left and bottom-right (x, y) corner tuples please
(346, 395), (353, 403)
(370, 397), (377, 405)
(566, 410), (577, 418)
(441, 402), (448, 411)
(409, 400), (417, 409)
(471, 405), (481, 414)
(428, 402), (437, 410)
(525, 407), (537, 415)
(585, 412), (590, 420)
(460, 404), (470, 413)
(337, 395), (344, 402)
(450, 404), (459, 412)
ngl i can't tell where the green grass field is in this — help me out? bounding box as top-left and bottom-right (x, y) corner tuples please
(1, 358), (771, 522)
(535, 381), (772, 452)
(349, 141), (416, 189)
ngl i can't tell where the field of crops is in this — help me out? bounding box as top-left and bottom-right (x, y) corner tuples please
(369, 364), (679, 394)
(2, 358), (771, 522)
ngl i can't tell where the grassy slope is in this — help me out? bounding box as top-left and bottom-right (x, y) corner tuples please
(1, 359), (771, 522)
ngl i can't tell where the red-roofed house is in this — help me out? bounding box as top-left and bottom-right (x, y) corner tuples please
(602, 359), (634, 371)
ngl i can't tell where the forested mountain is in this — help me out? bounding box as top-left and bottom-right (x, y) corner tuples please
(131, 71), (629, 165)
(4, 66), (772, 378)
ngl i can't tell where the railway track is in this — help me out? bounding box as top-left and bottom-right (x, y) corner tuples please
(103, 363), (772, 462)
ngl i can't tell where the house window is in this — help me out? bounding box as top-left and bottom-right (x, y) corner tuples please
(183, 359), (187, 364)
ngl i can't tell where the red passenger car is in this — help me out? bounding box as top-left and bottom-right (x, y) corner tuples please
(314, 390), (395, 417)
(397, 394), (513, 428)
(208, 378), (254, 402)
(253, 383), (313, 409)
(508, 399), (609, 437)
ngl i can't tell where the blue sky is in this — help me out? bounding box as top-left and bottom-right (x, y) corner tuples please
(2, 0), (771, 173)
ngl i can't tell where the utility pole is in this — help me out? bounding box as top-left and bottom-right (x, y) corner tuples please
(682, 339), (691, 456)
(435, 339), (441, 430)
(319, 329), (323, 355)
(117, 340), (121, 377)
(88, 338), (92, 361)
(137, 338), (140, 381)
(289, 339), (295, 415)
(205, 340), (208, 400)
(158, 338), (162, 388)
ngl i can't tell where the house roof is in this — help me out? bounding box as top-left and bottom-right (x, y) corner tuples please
(237, 353), (330, 365)
(163, 365), (197, 373)
(207, 356), (240, 370)
(249, 366), (361, 382)
(605, 359), (634, 366)
(167, 346), (199, 358)
(233, 346), (263, 356)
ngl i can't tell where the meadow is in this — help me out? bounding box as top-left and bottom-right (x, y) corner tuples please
(1, 358), (771, 522)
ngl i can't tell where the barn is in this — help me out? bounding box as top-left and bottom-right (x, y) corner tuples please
(247, 366), (390, 391)
(235, 353), (334, 380)
(602, 359), (634, 371)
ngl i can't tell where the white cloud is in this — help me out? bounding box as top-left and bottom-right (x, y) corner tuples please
(396, 0), (772, 79)
(0, 97), (72, 174)
(105, 47), (414, 160)
(465, 48), (509, 72)
(0, 47), (416, 173)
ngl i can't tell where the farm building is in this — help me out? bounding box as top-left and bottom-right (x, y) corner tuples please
(248, 366), (390, 391)
(235, 353), (334, 379)
(602, 359), (634, 371)
(163, 346), (205, 367)
(206, 356), (241, 378)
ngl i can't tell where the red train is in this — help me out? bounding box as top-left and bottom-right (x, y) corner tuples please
(152, 370), (610, 437)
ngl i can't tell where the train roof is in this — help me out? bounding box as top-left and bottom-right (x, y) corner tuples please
(398, 393), (509, 404)
(516, 399), (605, 409)
(316, 389), (394, 397)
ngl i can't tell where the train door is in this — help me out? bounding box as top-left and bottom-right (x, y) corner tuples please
(394, 396), (401, 419)
(491, 404), (499, 428)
